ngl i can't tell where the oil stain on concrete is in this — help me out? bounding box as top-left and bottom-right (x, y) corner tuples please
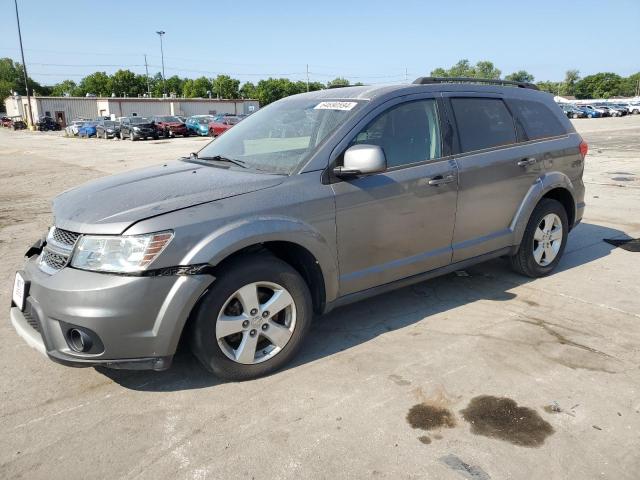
(460, 395), (554, 447)
(407, 403), (456, 431)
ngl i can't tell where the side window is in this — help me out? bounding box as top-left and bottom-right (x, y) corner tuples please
(510, 99), (567, 141)
(350, 99), (441, 168)
(450, 97), (516, 153)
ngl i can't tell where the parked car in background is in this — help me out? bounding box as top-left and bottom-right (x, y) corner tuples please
(6, 116), (27, 130)
(596, 105), (623, 117)
(119, 116), (158, 141)
(627, 103), (640, 114)
(577, 105), (607, 118)
(153, 115), (190, 138)
(560, 104), (587, 119)
(208, 116), (241, 136)
(610, 104), (629, 115)
(185, 115), (215, 136)
(65, 120), (87, 136)
(96, 120), (120, 139)
(0, 115), (10, 127)
(36, 116), (61, 131)
(78, 122), (98, 138)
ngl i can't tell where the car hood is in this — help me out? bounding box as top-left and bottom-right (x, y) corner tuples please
(130, 122), (155, 128)
(161, 122), (184, 127)
(53, 160), (285, 234)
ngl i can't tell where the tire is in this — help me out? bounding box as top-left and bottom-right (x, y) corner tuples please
(509, 198), (569, 278)
(120, 131), (124, 140)
(189, 254), (313, 381)
(130, 131), (136, 141)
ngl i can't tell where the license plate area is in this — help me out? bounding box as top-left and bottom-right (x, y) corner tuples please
(12, 272), (29, 311)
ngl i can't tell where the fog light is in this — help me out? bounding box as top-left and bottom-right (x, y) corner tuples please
(68, 328), (93, 353)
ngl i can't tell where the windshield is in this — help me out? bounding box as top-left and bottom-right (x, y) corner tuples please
(156, 116), (180, 122)
(103, 121), (115, 127)
(197, 98), (363, 174)
(195, 117), (213, 124)
(130, 117), (151, 124)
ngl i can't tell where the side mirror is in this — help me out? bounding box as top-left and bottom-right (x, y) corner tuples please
(334, 144), (386, 178)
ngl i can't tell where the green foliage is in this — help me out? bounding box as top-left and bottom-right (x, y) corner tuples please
(50, 80), (78, 96)
(430, 59), (500, 79)
(110, 69), (147, 97)
(212, 75), (240, 99)
(183, 76), (213, 98)
(536, 81), (561, 95)
(327, 77), (350, 88)
(574, 72), (624, 99)
(239, 81), (257, 99)
(505, 70), (535, 83)
(76, 71), (111, 96)
(0, 57), (44, 100)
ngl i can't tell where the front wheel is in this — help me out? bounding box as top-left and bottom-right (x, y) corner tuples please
(189, 254), (313, 381)
(509, 198), (568, 278)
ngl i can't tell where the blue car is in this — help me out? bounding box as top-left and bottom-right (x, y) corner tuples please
(78, 122), (98, 137)
(185, 115), (215, 136)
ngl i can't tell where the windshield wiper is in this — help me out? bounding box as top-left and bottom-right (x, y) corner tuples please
(192, 153), (247, 168)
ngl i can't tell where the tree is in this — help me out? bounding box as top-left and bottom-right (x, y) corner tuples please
(0, 57), (45, 100)
(254, 78), (306, 105)
(165, 75), (185, 97)
(76, 71), (111, 96)
(240, 81), (257, 99)
(560, 69), (580, 96)
(50, 80), (78, 96)
(575, 73), (624, 99)
(212, 74), (240, 99)
(622, 72), (640, 97)
(536, 81), (561, 95)
(110, 69), (147, 97)
(505, 70), (535, 83)
(327, 77), (350, 88)
(430, 59), (500, 79)
(183, 76), (213, 98)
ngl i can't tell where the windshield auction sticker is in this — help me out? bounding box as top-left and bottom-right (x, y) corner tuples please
(314, 101), (358, 111)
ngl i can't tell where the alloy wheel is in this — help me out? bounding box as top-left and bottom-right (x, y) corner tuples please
(216, 281), (296, 364)
(532, 213), (563, 266)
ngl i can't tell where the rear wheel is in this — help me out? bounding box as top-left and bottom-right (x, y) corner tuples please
(189, 254), (312, 381)
(509, 199), (568, 278)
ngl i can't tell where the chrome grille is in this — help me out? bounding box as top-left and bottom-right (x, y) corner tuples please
(40, 249), (69, 271)
(52, 228), (80, 248)
(38, 227), (80, 274)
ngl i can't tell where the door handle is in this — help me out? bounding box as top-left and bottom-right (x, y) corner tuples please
(517, 157), (537, 167)
(428, 174), (455, 186)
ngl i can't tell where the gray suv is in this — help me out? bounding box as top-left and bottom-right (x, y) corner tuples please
(10, 78), (586, 380)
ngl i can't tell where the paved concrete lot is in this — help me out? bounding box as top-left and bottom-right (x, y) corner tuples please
(1, 117), (639, 479)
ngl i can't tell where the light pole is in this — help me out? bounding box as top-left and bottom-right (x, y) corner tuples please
(156, 30), (166, 96)
(14, 0), (34, 128)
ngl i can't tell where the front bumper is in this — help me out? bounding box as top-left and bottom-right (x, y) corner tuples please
(10, 255), (213, 370)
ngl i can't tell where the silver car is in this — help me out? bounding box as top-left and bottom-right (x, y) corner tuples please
(10, 78), (587, 380)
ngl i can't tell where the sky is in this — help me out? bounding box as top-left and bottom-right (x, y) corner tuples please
(1, 0), (639, 86)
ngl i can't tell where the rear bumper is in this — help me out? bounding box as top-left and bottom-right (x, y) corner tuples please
(10, 256), (213, 370)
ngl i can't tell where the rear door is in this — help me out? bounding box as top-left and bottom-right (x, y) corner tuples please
(444, 93), (541, 262)
(332, 95), (459, 296)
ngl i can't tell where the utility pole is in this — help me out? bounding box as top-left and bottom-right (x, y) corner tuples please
(14, 0), (34, 128)
(144, 54), (151, 97)
(156, 30), (166, 96)
(306, 64), (310, 92)
(405, 67), (408, 83)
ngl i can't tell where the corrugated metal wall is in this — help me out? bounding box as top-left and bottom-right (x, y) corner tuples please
(38, 98), (98, 124)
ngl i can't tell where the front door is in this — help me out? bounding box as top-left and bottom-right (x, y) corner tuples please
(55, 111), (66, 128)
(444, 94), (541, 261)
(333, 98), (458, 296)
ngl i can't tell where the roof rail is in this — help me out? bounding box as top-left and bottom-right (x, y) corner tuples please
(412, 76), (539, 91)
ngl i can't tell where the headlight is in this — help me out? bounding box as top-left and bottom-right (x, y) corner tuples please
(133, 126), (140, 131)
(71, 232), (173, 273)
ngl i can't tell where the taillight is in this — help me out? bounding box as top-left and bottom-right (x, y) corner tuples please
(579, 140), (588, 159)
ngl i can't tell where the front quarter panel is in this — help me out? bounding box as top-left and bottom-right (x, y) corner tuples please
(125, 171), (340, 303)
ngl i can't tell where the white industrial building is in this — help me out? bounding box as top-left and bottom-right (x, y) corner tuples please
(3, 95), (259, 127)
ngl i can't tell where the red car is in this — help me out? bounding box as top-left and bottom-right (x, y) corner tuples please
(208, 116), (241, 137)
(152, 115), (190, 138)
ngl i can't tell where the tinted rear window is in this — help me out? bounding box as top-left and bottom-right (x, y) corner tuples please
(509, 99), (567, 140)
(451, 98), (516, 153)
